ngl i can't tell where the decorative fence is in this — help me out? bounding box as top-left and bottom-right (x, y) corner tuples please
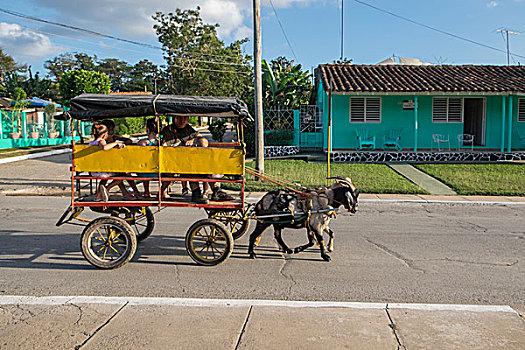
(0, 110), (90, 149)
(264, 109), (295, 131)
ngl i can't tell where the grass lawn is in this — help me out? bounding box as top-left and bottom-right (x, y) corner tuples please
(414, 163), (525, 196)
(223, 160), (426, 194)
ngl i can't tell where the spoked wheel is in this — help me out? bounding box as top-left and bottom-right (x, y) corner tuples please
(81, 217), (137, 269)
(185, 219), (233, 266)
(206, 209), (250, 240)
(112, 207), (155, 242)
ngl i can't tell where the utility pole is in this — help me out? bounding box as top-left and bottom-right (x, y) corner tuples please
(497, 28), (520, 65)
(340, 0), (344, 59)
(254, 0), (264, 174)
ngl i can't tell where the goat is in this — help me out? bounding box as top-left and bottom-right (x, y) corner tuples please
(248, 177), (359, 262)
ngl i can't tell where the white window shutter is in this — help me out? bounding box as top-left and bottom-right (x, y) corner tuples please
(433, 98), (448, 122)
(448, 98), (463, 122)
(518, 98), (525, 122)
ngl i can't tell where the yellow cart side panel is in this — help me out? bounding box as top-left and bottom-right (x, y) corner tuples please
(74, 145), (244, 175)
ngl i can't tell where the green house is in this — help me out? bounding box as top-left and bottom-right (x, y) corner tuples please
(309, 64), (525, 153)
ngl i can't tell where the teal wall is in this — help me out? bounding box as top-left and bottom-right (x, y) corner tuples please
(315, 84), (525, 151)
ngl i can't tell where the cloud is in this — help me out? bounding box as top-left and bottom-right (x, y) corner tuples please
(29, 0), (318, 43)
(486, 1), (499, 7)
(0, 22), (57, 57)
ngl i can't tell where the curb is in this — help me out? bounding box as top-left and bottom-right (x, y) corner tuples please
(0, 295), (516, 314)
(0, 148), (71, 164)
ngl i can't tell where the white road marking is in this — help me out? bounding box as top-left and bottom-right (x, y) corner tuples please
(0, 295), (516, 314)
(0, 149), (70, 164)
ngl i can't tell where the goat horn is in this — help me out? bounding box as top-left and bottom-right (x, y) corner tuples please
(327, 176), (353, 187)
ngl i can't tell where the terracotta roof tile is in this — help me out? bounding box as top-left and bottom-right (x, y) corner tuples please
(317, 64), (525, 93)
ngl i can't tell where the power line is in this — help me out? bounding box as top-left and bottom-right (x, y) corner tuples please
(268, 0), (298, 61)
(352, 0), (525, 61)
(0, 7), (251, 66)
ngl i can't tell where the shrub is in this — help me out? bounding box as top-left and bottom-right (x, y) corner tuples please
(209, 118), (227, 141)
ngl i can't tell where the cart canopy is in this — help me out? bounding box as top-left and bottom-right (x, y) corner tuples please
(56, 94), (252, 122)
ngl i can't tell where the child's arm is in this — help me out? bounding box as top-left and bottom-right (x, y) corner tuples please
(98, 139), (125, 151)
(113, 134), (133, 145)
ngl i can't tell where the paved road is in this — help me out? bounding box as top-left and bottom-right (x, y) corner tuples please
(1, 195), (523, 315)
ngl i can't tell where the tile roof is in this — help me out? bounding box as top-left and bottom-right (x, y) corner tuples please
(317, 64), (525, 93)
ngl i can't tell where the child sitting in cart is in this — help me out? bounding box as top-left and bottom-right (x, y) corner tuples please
(89, 123), (136, 201)
(137, 118), (159, 197)
(100, 119), (142, 199)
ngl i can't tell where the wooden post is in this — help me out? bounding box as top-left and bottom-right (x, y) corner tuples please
(327, 81), (332, 186)
(254, 0), (264, 176)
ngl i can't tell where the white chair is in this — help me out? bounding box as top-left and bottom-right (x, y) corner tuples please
(457, 134), (474, 151)
(432, 134), (450, 151)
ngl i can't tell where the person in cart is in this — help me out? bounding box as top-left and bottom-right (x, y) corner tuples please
(160, 115), (233, 203)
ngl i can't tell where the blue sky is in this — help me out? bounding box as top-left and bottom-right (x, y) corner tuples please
(0, 0), (524, 76)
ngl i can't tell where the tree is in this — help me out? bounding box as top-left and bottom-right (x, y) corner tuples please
(97, 58), (131, 92)
(22, 67), (57, 100)
(59, 70), (110, 107)
(125, 59), (160, 93)
(0, 49), (27, 96)
(0, 48), (26, 84)
(153, 8), (252, 97)
(44, 52), (98, 79)
(262, 57), (312, 110)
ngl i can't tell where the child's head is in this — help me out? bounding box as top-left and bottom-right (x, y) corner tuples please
(101, 119), (116, 135)
(146, 118), (158, 134)
(92, 123), (109, 139)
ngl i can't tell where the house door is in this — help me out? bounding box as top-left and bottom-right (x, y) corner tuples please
(463, 98), (485, 146)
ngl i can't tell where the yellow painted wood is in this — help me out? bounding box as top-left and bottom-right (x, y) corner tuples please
(74, 145), (244, 175)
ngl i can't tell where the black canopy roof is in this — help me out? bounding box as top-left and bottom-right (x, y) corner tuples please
(56, 94), (252, 122)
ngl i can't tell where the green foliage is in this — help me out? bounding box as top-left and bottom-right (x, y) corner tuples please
(44, 104), (57, 132)
(114, 117), (148, 136)
(152, 8), (252, 97)
(0, 48), (27, 94)
(97, 58), (131, 92)
(415, 164), (525, 196)
(44, 52), (98, 79)
(265, 130), (294, 146)
(209, 119), (227, 142)
(59, 70), (110, 106)
(262, 57), (312, 110)
(243, 122), (255, 155)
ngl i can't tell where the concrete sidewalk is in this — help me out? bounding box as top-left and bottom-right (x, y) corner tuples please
(1, 296), (524, 349)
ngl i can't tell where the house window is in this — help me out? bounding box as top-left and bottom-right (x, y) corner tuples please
(350, 97), (381, 123)
(433, 97), (463, 122)
(519, 98), (525, 122)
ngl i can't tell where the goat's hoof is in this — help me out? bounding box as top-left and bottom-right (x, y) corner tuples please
(249, 252), (257, 259)
(322, 254), (331, 262)
(285, 249), (293, 255)
(293, 247), (300, 254)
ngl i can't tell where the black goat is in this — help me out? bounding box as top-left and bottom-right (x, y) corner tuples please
(248, 177), (359, 261)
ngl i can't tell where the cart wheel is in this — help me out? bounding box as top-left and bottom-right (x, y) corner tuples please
(185, 219), (233, 266)
(112, 207), (155, 242)
(206, 209), (250, 240)
(81, 217), (137, 269)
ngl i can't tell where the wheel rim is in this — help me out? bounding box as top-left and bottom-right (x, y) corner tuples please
(88, 223), (130, 263)
(189, 224), (229, 262)
(209, 210), (247, 239)
(117, 209), (149, 237)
